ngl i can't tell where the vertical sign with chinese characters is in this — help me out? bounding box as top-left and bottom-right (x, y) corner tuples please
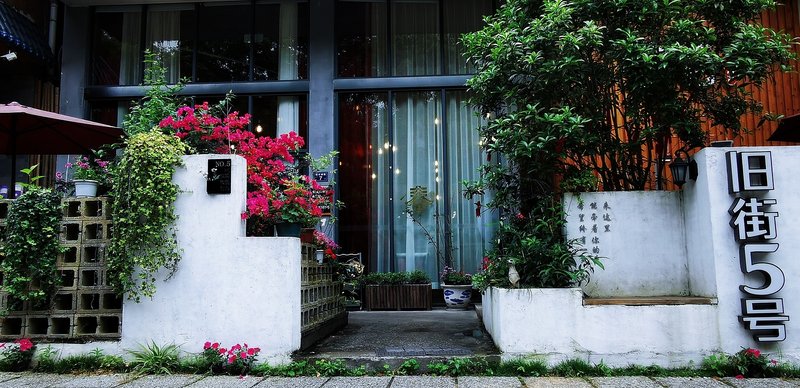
(575, 200), (612, 255)
(726, 151), (788, 342)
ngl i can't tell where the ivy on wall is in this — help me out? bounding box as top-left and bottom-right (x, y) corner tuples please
(107, 131), (188, 302)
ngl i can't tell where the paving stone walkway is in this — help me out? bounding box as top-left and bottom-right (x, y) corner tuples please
(0, 373), (799, 387)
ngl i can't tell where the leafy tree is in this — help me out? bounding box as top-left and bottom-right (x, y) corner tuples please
(463, 0), (795, 191)
(462, 0), (794, 288)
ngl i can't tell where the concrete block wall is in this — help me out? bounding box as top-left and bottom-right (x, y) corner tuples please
(0, 197), (122, 340)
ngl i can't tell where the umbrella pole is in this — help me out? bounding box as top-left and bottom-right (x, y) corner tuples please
(9, 117), (16, 200)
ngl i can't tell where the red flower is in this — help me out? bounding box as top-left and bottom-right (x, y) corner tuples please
(745, 348), (761, 358)
(228, 355), (237, 364)
(219, 348), (227, 355)
(15, 338), (33, 352)
(240, 351), (247, 359)
(212, 342), (219, 349)
(247, 348), (255, 356)
(735, 375), (744, 380)
(204, 341), (211, 350)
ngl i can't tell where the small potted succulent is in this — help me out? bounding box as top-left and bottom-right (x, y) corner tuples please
(440, 266), (473, 309)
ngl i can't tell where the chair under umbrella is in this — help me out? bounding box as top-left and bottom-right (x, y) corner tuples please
(0, 101), (124, 198)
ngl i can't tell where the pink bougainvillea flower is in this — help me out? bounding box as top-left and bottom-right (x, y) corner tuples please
(247, 348), (255, 356)
(240, 351), (247, 359)
(219, 348), (227, 355)
(735, 375), (744, 380)
(204, 341), (211, 350)
(228, 355), (237, 364)
(212, 342), (219, 349)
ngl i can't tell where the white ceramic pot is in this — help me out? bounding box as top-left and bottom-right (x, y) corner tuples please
(73, 179), (99, 197)
(442, 284), (473, 309)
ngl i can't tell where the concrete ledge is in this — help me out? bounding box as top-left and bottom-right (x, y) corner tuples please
(584, 296), (718, 306)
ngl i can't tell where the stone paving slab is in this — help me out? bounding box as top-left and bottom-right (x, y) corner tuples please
(323, 376), (391, 388)
(187, 375), (265, 387)
(588, 376), (662, 388)
(0, 373), (73, 387)
(253, 377), (329, 387)
(523, 377), (593, 388)
(722, 377), (800, 387)
(118, 374), (202, 388)
(389, 376), (457, 388)
(0, 373), (21, 384)
(653, 376), (728, 387)
(457, 376), (524, 388)
(52, 374), (132, 387)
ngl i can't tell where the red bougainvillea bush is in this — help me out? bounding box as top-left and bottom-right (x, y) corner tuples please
(159, 98), (330, 236)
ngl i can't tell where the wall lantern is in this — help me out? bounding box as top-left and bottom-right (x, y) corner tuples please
(669, 149), (697, 187)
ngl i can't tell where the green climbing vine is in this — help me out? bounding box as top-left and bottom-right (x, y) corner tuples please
(2, 176), (63, 304)
(107, 131), (188, 302)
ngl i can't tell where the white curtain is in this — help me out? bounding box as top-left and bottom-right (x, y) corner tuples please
(277, 0), (300, 135)
(391, 92), (441, 282)
(119, 12), (141, 85)
(444, 0), (492, 74)
(369, 96), (392, 272)
(446, 91), (493, 274)
(392, 0), (440, 76)
(146, 9), (182, 84)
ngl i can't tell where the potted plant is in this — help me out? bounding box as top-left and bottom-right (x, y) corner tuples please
(440, 266), (473, 309)
(66, 154), (110, 197)
(313, 230), (339, 263)
(362, 271), (432, 310)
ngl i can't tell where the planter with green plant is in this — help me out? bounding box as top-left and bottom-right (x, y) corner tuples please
(440, 266), (473, 309)
(66, 153), (111, 197)
(362, 271), (431, 311)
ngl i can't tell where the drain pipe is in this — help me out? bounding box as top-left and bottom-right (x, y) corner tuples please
(48, 0), (57, 53)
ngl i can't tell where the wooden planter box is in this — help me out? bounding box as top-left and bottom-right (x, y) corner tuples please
(399, 284), (432, 310)
(364, 284), (432, 311)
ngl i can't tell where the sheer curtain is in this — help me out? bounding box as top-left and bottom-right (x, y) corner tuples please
(278, 0), (300, 135)
(369, 96), (392, 273)
(146, 7), (183, 84)
(391, 92), (441, 282)
(119, 12), (141, 85)
(444, 0), (492, 74)
(392, 0), (440, 76)
(446, 91), (493, 274)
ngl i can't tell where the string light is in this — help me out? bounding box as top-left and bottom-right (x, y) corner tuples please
(256, 124), (263, 133)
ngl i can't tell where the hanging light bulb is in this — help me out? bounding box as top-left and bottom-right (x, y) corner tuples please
(256, 124), (263, 133)
(434, 117), (440, 125)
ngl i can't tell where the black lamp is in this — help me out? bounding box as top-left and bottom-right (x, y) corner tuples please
(669, 149), (691, 187)
(669, 149), (697, 187)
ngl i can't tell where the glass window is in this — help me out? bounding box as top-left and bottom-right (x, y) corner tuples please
(92, 8), (142, 85)
(195, 3), (251, 82)
(254, 1), (309, 81)
(338, 92), (390, 272)
(338, 90), (493, 281)
(445, 91), (493, 274)
(443, 0), (492, 74)
(251, 95), (308, 141)
(146, 5), (194, 84)
(336, 0), (388, 77)
(391, 1), (440, 76)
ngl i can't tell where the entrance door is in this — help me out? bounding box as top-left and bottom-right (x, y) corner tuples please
(338, 90), (493, 286)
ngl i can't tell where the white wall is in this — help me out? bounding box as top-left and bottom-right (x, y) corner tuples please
(488, 146), (800, 366)
(564, 192), (689, 297)
(688, 147), (800, 361)
(483, 287), (719, 367)
(44, 155), (301, 364)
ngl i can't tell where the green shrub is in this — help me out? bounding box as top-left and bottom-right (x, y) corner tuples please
(495, 358), (547, 376)
(127, 342), (181, 375)
(396, 359), (420, 375)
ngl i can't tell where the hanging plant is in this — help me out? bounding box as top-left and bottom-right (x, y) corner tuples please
(2, 181), (63, 303)
(107, 130), (188, 302)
